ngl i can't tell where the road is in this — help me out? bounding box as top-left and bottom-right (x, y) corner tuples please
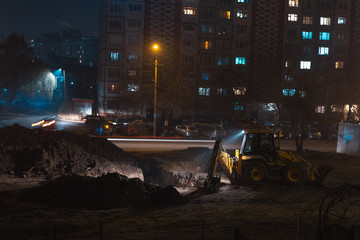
(108, 137), (338, 152)
(0, 111), (337, 153)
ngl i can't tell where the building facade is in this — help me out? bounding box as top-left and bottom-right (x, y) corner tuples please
(98, 0), (358, 124)
(98, 0), (145, 114)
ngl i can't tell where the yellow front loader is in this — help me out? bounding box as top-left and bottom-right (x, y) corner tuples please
(204, 129), (327, 191)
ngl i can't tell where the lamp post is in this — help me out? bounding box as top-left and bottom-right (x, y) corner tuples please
(152, 44), (159, 137)
(60, 68), (66, 101)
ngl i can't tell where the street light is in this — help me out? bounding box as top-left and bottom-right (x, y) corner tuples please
(59, 68), (66, 101)
(152, 44), (159, 137)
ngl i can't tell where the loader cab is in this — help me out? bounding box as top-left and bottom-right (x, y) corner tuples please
(240, 130), (278, 162)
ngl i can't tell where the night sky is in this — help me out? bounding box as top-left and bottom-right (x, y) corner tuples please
(0, 0), (100, 39)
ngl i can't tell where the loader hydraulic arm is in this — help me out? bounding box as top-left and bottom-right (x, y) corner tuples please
(204, 139), (234, 190)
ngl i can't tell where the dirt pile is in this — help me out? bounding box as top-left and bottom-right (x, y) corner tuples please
(20, 172), (188, 210)
(0, 124), (143, 180)
(134, 147), (213, 187)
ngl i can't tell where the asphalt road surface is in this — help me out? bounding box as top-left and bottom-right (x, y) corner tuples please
(0, 111), (337, 153)
(109, 137), (338, 152)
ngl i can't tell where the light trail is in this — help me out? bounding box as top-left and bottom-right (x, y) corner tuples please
(107, 138), (216, 143)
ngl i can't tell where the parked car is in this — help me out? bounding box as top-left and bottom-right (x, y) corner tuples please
(84, 115), (114, 136)
(175, 124), (199, 137)
(328, 124), (338, 141)
(306, 128), (322, 140)
(116, 123), (142, 136)
(223, 122), (243, 136)
(197, 125), (226, 139)
(191, 119), (222, 128)
(84, 115), (109, 125)
(268, 125), (285, 138)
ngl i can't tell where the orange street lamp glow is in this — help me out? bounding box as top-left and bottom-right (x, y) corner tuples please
(152, 43), (159, 137)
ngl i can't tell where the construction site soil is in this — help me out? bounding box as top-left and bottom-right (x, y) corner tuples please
(0, 125), (360, 240)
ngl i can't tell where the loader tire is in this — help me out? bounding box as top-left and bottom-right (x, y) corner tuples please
(283, 162), (308, 186)
(243, 160), (268, 184)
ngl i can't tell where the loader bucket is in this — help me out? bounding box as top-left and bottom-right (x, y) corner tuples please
(310, 164), (333, 186)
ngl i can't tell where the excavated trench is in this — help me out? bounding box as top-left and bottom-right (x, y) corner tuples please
(0, 125), (191, 210)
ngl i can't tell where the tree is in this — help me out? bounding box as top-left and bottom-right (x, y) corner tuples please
(110, 93), (144, 121)
(284, 96), (316, 152)
(157, 73), (196, 124)
(0, 33), (45, 111)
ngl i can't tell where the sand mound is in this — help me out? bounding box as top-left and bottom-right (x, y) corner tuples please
(0, 124), (143, 180)
(21, 173), (188, 209)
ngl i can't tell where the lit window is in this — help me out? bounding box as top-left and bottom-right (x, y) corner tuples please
(265, 103), (277, 112)
(108, 84), (120, 93)
(315, 106), (325, 114)
(285, 74), (294, 81)
(127, 54), (138, 60)
(303, 16), (313, 24)
(338, 17), (346, 24)
(233, 87), (246, 96)
(285, 61), (289, 68)
(127, 84), (139, 92)
(217, 57), (229, 66)
(237, 0), (249, 2)
(110, 52), (119, 61)
(237, 11), (248, 18)
(319, 32), (330, 40)
(201, 72), (210, 80)
(219, 10), (231, 19)
(201, 41), (212, 49)
(288, 0), (299, 7)
(234, 102), (245, 111)
(235, 57), (246, 65)
(199, 87), (210, 96)
(335, 61), (344, 69)
(299, 91), (307, 98)
(217, 88), (227, 96)
(300, 61), (311, 69)
(320, 17), (331, 25)
(283, 89), (296, 96)
(288, 14), (298, 22)
(127, 70), (136, 76)
(201, 24), (213, 33)
(183, 7), (197, 15)
(302, 31), (313, 40)
(318, 47), (329, 55)
(331, 105), (343, 112)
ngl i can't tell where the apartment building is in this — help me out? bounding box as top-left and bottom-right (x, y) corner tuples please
(98, 0), (145, 114)
(282, 0), (353, 121)
(98, 0), (357, 123)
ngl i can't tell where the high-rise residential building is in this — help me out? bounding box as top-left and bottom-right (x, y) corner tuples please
(30, 30), (98, 68)
(98, 0), (358, 124)
(282, 0), (353, 120)
(98, 0), (145, 114)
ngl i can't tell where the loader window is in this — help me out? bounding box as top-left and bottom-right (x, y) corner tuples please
(260, 134), (274, 152)
(243, 133), (260, 154)
(243, 133), (275, 156)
